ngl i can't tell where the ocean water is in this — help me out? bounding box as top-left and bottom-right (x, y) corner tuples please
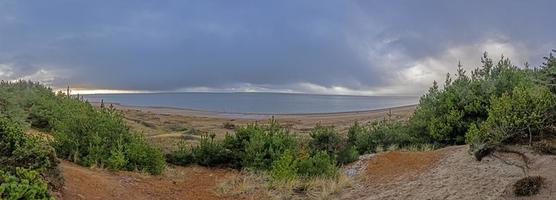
(83, 92), (419, 114)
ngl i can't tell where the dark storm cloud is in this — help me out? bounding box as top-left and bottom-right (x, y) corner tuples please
(0, 0), (555, 94)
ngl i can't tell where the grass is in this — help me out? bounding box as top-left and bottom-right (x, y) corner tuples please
(216, 170), (351, 200)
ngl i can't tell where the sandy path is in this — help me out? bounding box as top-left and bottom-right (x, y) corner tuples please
(59, 160), (236, 200)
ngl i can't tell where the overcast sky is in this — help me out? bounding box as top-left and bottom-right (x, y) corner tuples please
(0, 0), (554, 95)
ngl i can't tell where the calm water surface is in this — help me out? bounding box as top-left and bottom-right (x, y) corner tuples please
(83, 92), (419, 114)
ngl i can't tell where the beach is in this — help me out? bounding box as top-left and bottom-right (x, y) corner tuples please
(100, 103), (416, 152)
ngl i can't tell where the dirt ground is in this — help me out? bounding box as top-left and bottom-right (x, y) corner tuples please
(58, 160), (237, 200)
(56, 145), (556, 200)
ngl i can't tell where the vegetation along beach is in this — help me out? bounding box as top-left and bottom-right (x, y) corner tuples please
(1, 1), (556, 200)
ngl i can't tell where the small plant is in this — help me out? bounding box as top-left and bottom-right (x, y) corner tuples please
(513, 176), (545, 196)
(192, 134), (233, 167)
(0, 168), (54, 200)
(166, 141), (195, 166)
(270, 150), (298, 182)
(296, 151), (338, 178)
(335, 146), (359, 165)
(223, 122), (236, 130)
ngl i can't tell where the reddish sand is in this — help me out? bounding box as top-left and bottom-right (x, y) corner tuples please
(59, 160), (235, 200)
(364, 149), (447, 185)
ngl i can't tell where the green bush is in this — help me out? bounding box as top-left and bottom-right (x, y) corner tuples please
(239, 120), (297, 170)
(0, 81), (165, 175)
(166, 141), (195, 166)
(309, 124), (343, 155)
(191, 134), (233, 167)
(335, 145), (359, 165)
(408, 55), (528, 145)
(465, 83), (555, 149)
(352, 121), (414, 154)
(0, 168), (54, 200)
(296, 151), (338, 178)
(0, 117), (62, 191)
(124, 133), (166, 174)
(270, 150), (338, 181)
(270, 150), (298, 181)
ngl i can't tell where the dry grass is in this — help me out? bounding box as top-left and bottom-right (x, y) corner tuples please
(215, 171), (352, 200)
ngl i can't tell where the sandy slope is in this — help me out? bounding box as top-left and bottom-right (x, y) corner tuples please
(343, 146), (556, 200)
(58, 161), (236, 200)
(56, 145), (555, 200)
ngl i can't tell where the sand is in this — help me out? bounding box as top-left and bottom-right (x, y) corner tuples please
(342, 146), (556, 200)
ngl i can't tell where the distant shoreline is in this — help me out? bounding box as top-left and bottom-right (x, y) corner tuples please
(92, 101), (417, 120)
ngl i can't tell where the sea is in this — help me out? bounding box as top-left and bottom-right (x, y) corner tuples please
(83, 92), (419, 114)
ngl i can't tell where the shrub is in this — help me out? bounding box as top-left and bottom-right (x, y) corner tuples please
(353, 121), (413, 154)
(465, 83), (555, 151)
(296, 151), (337, 178)
(124, 133), (166, 174)
(0, 81), (166, 175)
(408, 55), (528, 145)
(335, 145), (359, 165)
(0, 117), (63, 191)
(166, 141), (195, 166)
(240, 120), (297, 170)
(0, 168), (54, 200)
(513, 176), (545, 196)
(270, 150), (298, 181)
(309, 124), (343, 155)
(191, 134), (234, 167)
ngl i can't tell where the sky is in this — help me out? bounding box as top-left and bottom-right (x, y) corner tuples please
(0, 0), (555, 95)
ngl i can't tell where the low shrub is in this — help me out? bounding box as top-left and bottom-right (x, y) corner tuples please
(0, 168), (54, 200)
(335, 145), (359, 165)
(124, 133), (166, 174)
(309, 124), (343, 155)
(237, 120), (297, 170)
(270, 150), (338, 182)
(352, 121), (414, 154)
(296, 151), (338, 178)
(465, 83), (555, 153)
(166, 141), (195, 166)
(269, 150), (298, 181)
(191, 134), (233, 167)
(513, 176), (545, 196)
(0, 117), (63, 191)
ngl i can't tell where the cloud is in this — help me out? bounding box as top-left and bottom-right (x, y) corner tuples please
(0, 0), (555, 95)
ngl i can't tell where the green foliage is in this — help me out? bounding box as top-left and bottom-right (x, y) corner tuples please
(296, 151), (338, 178)
(168, 120), (298, 169)
(309, 124), (343, 155)
(537, 50), (556, 94)
(235, 119), (297, 170)
(270, 150), (338, 181)
(0, 168), (54, 200)
(352, 121), (414, 154)
(191, 134), (233, 167)
(124, 133), (166, 174)
(269, 150), (298, 181)
(335, 145), (359, 165)
(0, 117), (62, 191)
(0, 81), (165, 175)
(166, 141), (195, 166)
(408, 54), (530, 145)
(465, 83), (555, 148)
